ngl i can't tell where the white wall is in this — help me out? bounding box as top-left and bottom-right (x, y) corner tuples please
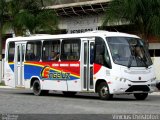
(149, 43), (160, 49)
(58, 14), (103, 33)
(151, 57), (160, 81)
(149, 43), (160, 80)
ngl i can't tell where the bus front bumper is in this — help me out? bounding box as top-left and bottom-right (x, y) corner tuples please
(109, 80), (157, 94)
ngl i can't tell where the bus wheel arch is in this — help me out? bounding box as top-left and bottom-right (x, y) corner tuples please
(95, 79), (113, 100)
(30, 77), (40, 88)
(95, 79), (107, 93)
(30, 78), (48, 96)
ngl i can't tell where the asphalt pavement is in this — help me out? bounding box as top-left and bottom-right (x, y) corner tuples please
(0, 87), (160, 120)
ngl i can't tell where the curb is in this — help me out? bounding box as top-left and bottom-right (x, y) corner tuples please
(0, 86), (13, 89)
(150, 92), (160, 95)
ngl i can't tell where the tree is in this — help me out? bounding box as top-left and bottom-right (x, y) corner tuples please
(3, 0), (58, 36)
(0, 0), (8, 83)
(0, 0), (58, 83)
(103, 0), (160, 40)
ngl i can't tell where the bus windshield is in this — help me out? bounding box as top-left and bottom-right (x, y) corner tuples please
(106, 37), (152, 67)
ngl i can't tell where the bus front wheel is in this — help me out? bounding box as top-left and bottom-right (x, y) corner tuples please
(97, 82), (113, 100)
(33, 80), (48, 96)
(134, 93), (148, 100)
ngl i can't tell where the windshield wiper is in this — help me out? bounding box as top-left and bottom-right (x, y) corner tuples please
(127, 55), (133, 68)
(138, 56), (148, 68)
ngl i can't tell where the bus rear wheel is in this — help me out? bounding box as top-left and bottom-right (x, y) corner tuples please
(134, 93), (148, 100)
(33, 80), (48, 96)
(63, 91), (77, 96)
(97, 82), (113, 100)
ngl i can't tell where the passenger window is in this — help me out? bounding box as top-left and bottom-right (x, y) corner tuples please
(8, 42), (15, 62)
(26, 41), (41, 61)
(95, 37), (111, 69)
(42, 40), (60, 61)
(61, 39), (80, 61)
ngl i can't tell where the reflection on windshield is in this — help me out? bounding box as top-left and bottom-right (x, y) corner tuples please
(107, 37), (152, 67)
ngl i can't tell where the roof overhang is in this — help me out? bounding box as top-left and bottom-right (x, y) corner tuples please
(46, 0), (111, 16)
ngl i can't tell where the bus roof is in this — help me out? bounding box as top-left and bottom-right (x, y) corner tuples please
(6, 30), (140, 42)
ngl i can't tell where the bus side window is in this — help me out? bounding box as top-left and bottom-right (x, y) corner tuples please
(42, 40), (60, 61)
(8, 42), (15, 62)
(26, 41), (41, 61)
(61, 39), (80, 61)
(95, 37), (111, 69)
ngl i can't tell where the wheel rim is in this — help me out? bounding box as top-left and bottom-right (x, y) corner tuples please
(100, 86), (108, 97)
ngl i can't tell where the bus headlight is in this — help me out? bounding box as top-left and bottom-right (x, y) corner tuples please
(117, 77), (129, 83)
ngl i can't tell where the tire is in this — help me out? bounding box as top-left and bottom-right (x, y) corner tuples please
(134, 93), (148, 100)
(63, 91), (77, 96)
(97, 82), (113, 100)
(32, 80), (49, 96)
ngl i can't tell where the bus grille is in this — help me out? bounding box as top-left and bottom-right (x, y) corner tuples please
(125, 85), (150, 92)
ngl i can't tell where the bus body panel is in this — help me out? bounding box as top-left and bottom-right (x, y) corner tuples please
(24, 61), (80, 91)
(93, 63), (122, 94)
(107, 64), (157, 94)
(24, 79), (31, 88)
(4, 62), (15, 87)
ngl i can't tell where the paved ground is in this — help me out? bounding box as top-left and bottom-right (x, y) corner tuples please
(0, 88), (160, 115)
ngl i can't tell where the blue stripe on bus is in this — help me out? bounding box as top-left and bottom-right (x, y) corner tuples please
(9, 64), (79, 80)
(24, 65), (79, 80)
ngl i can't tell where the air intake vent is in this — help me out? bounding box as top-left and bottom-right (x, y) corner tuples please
(125, 85), (150, 92)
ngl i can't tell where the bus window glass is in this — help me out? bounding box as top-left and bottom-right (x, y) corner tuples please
(95, 37), (111, 68)
(84, 43), (87, 64)
(107, 37), (152, 67)
(61, 39), (80, 61)
(90, 42), (94, 64)
(17, 46), (20, 62)
(26, 41), (41, 61)
(42, 40), (60, 61)
(8, 42), (15, 62)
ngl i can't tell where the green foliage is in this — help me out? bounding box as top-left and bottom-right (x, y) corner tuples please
(0, 0), (7, 29)
(0, 0), (7, 60)
(103, 0), (160, 39)
(0, 81), (5, 86)
(3, 0), (58, 36)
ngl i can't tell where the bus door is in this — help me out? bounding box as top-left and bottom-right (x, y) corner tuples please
(81, 38), (95, 91)
(14, 43), (26, 87)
